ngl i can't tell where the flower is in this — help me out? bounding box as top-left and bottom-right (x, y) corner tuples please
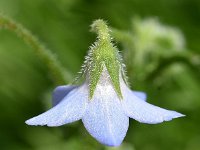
(25, 19), (184, 147)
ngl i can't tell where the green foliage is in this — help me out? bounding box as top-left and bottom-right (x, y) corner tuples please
(0, 0), (200, 150)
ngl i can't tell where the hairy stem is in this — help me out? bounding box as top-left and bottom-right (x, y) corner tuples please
(0, 14), (72, 85)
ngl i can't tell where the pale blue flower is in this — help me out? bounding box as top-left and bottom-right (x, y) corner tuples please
(26, 67), (184, 146)
(25, 19), (184, 147)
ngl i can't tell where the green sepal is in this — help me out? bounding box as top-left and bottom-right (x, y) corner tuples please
(89, 40), (123, 99)
(89, 60), (104, 99)
(104, 48), (123, 99)
(86, 19), (125, 99)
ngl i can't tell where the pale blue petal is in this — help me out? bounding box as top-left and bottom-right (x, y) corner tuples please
(25, 84), (88, 127)
(121, 83), (185, 124)
(82, 90), (129, 146)
(52, 85), (77, 106)
(132, 91), (147, 101)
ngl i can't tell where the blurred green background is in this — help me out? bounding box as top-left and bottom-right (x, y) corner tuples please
(0, 0), (200, 150)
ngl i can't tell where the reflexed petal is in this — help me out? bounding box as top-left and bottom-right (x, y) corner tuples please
(121, 81), (185, 124)
(132, 91), (147, 101)
(26, 84), (88, 127)
(52, 85), (77, 106)
(82, 68), (129, 146)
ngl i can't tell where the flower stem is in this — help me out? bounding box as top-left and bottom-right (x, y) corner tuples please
(91, 19), (111, 41)
(0, 14), (72, 85)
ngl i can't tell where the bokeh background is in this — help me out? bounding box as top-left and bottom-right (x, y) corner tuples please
(0, 0), (200, 150)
